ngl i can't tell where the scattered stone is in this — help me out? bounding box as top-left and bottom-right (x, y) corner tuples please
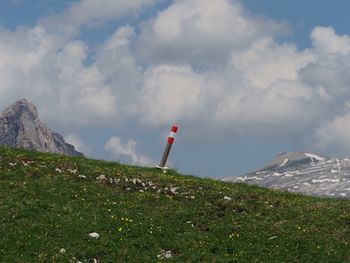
(170, 187), (180, 194)
(224, 196), (232, 201)
(89, 232), (100, 238)
(59, 248), (66, 254)
(55, 168), (62, 173)
(139, 190), (144, 193)
(157, 250), (173, 259)
(9, 162), (17, 166)
(67, 169), (78, 174)
(96, 174), (106, 180)
(78, 174), (87, 179)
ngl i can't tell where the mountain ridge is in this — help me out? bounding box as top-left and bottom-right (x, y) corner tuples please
(223, 151), (350, 198)
(0, 99), (83, 157)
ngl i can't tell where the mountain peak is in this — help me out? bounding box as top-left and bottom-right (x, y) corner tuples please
(259, 151), (327, 172)
(0, 99), (83, 157)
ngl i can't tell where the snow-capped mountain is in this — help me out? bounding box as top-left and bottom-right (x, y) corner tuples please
(223, 151), (350, 198)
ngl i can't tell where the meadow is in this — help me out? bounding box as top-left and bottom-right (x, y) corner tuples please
(0, 146), (350, 262)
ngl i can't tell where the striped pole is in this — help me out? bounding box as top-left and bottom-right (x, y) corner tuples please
(159, 125), (178, 168)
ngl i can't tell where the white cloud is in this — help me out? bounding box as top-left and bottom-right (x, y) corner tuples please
(138, 64), (203, 126)
(310, 27), (350, 55)
(313, 112), (350, 154)
(104, 137), (154, 166)
(230, 37), (314, 88)
(65, 134), (92, 155)
(40, 0), (161, 36)
(136, 0), (287, 66)
(2, 0), (350, 156)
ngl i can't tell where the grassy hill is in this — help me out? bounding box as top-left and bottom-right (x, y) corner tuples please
(1, 147), (350, 262)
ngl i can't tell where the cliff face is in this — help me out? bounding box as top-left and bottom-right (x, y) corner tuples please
(0, 99), (83, 157)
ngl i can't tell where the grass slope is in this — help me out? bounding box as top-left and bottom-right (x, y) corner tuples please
(1, 147), (350, 262)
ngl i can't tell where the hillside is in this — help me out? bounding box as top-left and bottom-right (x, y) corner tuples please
(1, 147), (350, 262)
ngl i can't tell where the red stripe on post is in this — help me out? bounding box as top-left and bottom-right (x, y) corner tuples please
(171, 125), (178, 133)
(167, 137), (175, 144)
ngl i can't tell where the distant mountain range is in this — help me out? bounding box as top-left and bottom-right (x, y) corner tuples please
(0, 99), (83, 157)
(223, 151), (350, 198)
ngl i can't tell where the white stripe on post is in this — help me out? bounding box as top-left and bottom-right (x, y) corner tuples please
(169, 131), (177, 138)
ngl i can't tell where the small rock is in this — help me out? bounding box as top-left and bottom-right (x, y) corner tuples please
(170, 187), (179, 194)
(96, 174), (106, 180)
(9, 162), (17, 166)
(55, 168), (62, 173)
(78, 174), (87, 179)
(68, 169), (78, 174)
(89, 232), (100, 238)
(224, 196), (232, 201)
(59, 248), (66, 254)
(164, 251), (172, 259)
(157, 250), (173, 259)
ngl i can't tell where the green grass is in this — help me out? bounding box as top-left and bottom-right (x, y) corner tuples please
(1, 146), (350, 262)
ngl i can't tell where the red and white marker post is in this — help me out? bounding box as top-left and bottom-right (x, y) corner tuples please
(157, 125), (178, 169)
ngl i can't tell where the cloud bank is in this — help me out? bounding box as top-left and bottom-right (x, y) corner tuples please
(1, 0), (350, 157)
(105, 136), (154, 166)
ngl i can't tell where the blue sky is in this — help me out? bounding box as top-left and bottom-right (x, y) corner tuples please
(1, 0), (350, 177)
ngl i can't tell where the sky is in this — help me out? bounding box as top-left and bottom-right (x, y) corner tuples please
(1, 0), (350, 178)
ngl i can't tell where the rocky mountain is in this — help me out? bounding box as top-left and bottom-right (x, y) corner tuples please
(223, 151), (350, 198)
(0, 99), (83, 157)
